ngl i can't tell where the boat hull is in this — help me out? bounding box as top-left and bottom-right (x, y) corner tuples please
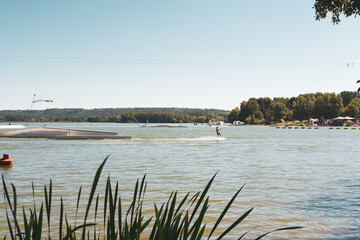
(0, 157), (13, 165)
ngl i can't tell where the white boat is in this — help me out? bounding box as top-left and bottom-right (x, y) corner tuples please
(0, 127), (131, 139)
(229, 121), (245, 126)
(208, 120), (226, 126)
(0, 125), (27, 129)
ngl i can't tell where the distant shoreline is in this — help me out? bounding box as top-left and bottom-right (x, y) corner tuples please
(0, 107), (229, 124)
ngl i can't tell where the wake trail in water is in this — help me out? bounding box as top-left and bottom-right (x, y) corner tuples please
(105, 136), (226, 142)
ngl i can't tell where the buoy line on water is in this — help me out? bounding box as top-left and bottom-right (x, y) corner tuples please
(275, 126), (358, 130)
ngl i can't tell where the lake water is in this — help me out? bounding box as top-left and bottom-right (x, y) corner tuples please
(1, 123), (360, 239)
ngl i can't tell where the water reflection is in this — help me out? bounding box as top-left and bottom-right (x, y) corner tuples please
(300, 178), (360, 239)
(0, 165), (13, 170)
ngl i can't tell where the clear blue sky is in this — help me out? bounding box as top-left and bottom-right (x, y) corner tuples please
(1, 0), (359, 110)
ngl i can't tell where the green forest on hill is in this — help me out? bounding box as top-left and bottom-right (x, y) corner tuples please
(0, 107), (227, 123)
(228, 91), (359, 124)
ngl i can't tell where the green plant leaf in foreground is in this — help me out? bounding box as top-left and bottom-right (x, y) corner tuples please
(254, 226), (303, 240)
(207, 184), (245, 239)
(81, 155), (109, 240)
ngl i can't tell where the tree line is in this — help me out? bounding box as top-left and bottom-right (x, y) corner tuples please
(0, 108), (228, 123)
(118, 112), (226, 123)
(228, 91), (360, 124)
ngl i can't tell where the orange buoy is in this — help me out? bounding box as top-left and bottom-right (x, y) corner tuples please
(0, 154), (13, 165)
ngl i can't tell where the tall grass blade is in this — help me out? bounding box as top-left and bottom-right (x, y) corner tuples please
(175, 192), (189, 216)
(22, 207), (28, 238)
(112, 182), (119, 240)
(217, 207), (254, 239)
(75, 186), (82, 226)
(189, 174), (217, 226)
(6, 210), (15, 240)
(72, 223), (98, 232)
(140, 218), (152, 234)
(10, 184), (17, 219)
(159, 203), (169, 239)
(29, 211), (34, 240)
(95, 194), (99, 222)
(183, 212), (189, 240)
(166, 191), (177, 228)
(44, 180), (53, 235)
(195, 224), (206, 240)
(2, 179), (23, 240)
(190, 197), (209, 240)
(118, 197), (122, 239)
(23, 207), (31, 240)
(104, 176), (109, 226)
(35, 203), (44, 240)
(138, 175), (146, 206)
(237, 226), (257, 239)
(170, 213), (182, 239)
(149, 204), (162, 240)
(31, 209), (37, 240)
(124, 222), (129, 239)
(31, 181), (37, 234)
(254, 226), (303, 240)
(2, 175), (13, 213)
(10, 183), (23, 240)
(114, 182), (118, 211)
(64, 214), (71, 240)
(49, 179), (53, 236)
(130, 178), (139, 227)
(59, 197), (63, 240)
(62, 223), (97, 239)
(32, 182), (35, 202)
(81, 155), (109, 240)
(207, 184), (245, 239)
(107, 177), (116, 239)
(157, 192), (175, 238)
(134, 176), (146, 240)
(106, 216), (110, 240)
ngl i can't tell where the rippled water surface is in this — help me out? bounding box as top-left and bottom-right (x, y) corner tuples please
(1, 123), (360, 239)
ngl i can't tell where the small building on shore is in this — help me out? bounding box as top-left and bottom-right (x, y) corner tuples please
(309, 118), (319, 126)
(329, 116), (355, 126)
